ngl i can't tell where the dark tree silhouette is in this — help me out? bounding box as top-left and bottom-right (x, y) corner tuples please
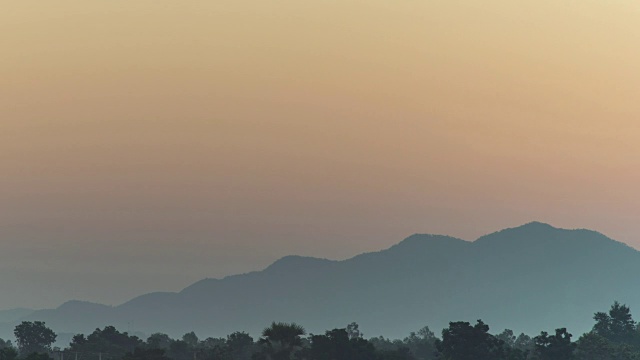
(182, 332), (199, 348)
(436, 320), (504, 360)
(69, 325), (142, 358)
(346, 323), (362, 340)
(255, 322), (305, 360)
(496, 330), (516, 348)
(42, 302), (640, 360)
(22, 354), (53, 360)
(226, 332), (255, 360)
(402, 326), (437, 360)
(574, 332), (614, 360)
(146, 334), (173, 350)
(307, 328), (376, 360)
(0, 348), (18, 360)
(533, 328), (576, 360)
(13, 321), (57, 355)
(123, 348), (172, 360)
(593, 301), (637, 344)
(513, 333), (534, 353)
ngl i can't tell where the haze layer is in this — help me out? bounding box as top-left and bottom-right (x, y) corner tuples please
(1, 0), (639, 308)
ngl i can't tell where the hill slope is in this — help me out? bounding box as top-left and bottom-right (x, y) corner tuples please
(3, 222), (639, 340)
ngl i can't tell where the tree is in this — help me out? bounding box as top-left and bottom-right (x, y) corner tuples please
(496, 330), (516, 348)
(22, 354), (52, 360)
(513, 333), (533, 353)
(574, 332), (639, 360)
(574, 333), (614, 360)
(402, 327), (437, 360)
(256, 322), (306, 360)
(182, 332), (199, 349)
(307, 328), (376, 360)
(146, 333), (173, 350)
(123, 348), (172, 360)
(0, 348), (18, 360)
(13, 321), (57, 355)
(346, 323), (363, 340)
(168, 340), (190, 360)
(593, 301), (637, 344)
(376, 347), (416, 360)
(533, 328), (576, 360)
(69, 326), (142, 357)
(226, 332), (255, 360)
(435, 320), (505, 360)
(368, 337), (403, 353)
(494, 329), (532, 360)
(0, 340), (12, 351)
(199, 337), (227, 360)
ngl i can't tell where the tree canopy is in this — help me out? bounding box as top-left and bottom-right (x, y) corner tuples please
(7, 301), (640, 360)
(13, 322), (56, 356)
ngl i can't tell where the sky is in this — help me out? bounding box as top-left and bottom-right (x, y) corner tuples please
(1, 0), (640, 310)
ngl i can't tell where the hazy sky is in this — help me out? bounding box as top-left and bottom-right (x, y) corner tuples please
(1, 0), (640, 309)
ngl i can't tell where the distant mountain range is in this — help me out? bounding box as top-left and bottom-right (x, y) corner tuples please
(2, 222), (639, 341)
(0, 308), (35, 324)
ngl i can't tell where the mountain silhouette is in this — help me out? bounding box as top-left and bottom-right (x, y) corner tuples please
(3, 222), (639, 340)
(0, 308), (34, 324)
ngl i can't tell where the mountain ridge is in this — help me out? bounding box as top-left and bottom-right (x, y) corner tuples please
(2, 222), (639, 342)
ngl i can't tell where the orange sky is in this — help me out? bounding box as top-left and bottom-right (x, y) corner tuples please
(1, 0), (640, 309)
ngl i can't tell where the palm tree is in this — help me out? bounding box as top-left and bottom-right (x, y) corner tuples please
(258, 322), (306, 360)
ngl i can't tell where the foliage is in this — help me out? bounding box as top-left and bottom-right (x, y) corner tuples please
(496, 330), (517, 348)
(123, 348), (172, 360)
(436, 320), (505, 360)
(13, 321), (57, 355)
(181, 333), (199, 349)
(0, 340), (13, 351)
(255, 322), (306, 360)
(14, 300), (640, 360)
(532, 328), (576, 360)
(21, 353), (53, 360)
(306, 328), (375, 360)
(514, 333), (534, 353)
(225, 332), (255, 360)
(346, 323), (362, 340)
(401, 327), (437, 360)
(574, 332), (615, 360)
(593, 302), (638, 344)
(146, 334), (172, 351)
(0, 348), (18, 360)
(69, 326), (142, 358)
(368, 337), (404, 353)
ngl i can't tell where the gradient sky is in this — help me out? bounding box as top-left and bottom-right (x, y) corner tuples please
(1, 0), (640, 309)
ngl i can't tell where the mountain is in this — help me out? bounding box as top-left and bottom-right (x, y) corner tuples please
(0, 308), (35, 324)
(2, 222), (639, 341)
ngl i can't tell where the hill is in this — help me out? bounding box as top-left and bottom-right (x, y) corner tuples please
(2, 222), (639, 340)
(0, 308), (34, 324)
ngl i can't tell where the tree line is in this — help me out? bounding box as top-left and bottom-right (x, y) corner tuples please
(1, 301), (640, 360)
